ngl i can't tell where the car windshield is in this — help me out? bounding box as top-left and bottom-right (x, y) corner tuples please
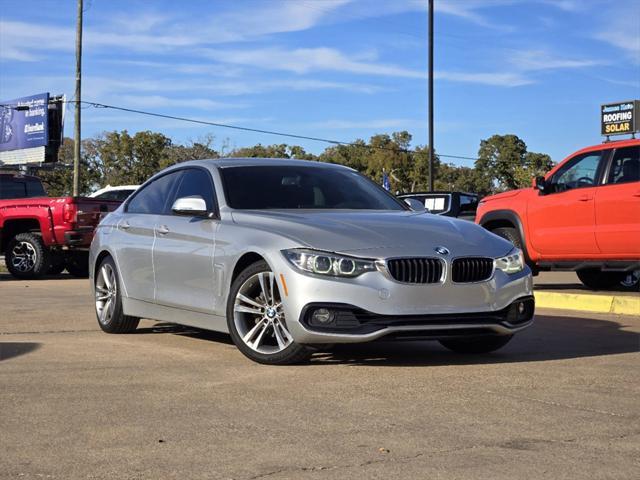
(94, 189), (136, 201)
(221, 165), (406, 211)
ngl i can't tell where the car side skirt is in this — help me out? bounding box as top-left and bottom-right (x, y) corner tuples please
(122, 297), (229, 333)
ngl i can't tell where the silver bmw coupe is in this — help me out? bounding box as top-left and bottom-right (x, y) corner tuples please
(90, 158), (534, 364)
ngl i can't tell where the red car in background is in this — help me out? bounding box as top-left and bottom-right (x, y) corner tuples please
(0, 173), (120, 279)
(476, 138), (640, 289)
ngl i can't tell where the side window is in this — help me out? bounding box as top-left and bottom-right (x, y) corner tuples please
(170, 168), (215, 212)
(607, 146), (640, 185)
(127, 171), (182, 214)
(26, 180), (46, 197)
(0, 180), (27, 199)
(459, 194), (478, 213)
(551, 152), (602, 192)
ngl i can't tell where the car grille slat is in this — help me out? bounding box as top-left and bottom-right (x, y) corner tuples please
(452, 257), (493, 283)
(387, 257), (443, 284)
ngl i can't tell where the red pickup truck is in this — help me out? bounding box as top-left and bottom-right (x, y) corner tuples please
(0, 173), (120, 279)
(476, 138), (640, 289)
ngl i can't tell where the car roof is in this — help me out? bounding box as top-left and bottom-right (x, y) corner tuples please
(399, 191), (478, 197)
(0, 173), (40, 181)
(570, 137), (640, 157)
(164, 158), (353, 170)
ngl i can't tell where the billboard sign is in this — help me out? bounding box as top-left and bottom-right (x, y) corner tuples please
(601, 100), (640, 136)
(0, 93), (50, 152)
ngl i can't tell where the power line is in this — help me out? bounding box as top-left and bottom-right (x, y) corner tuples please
(78, 101), (479, 161)
(0, 99), (479, 161)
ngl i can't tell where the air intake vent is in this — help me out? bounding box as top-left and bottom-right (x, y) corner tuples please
(387, 258), (443, 284)
(452, 257), (494, 283)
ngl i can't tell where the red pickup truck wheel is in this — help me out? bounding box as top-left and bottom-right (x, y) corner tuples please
(576, 268), (626, 290)
(6, 233), (51, 279)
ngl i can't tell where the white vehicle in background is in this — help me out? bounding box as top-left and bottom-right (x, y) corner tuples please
(89, 185), (139, 202)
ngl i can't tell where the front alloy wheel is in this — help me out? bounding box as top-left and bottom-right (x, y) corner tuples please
(94, 256), (139, 334)
(227, 260), (311, 364)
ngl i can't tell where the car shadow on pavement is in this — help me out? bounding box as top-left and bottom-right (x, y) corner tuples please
(308, 314), (640, 366)
(0, 272), (81, 282)
(0, 342), (41, 362)
(535, 283), (639, 293)
(135, 323), (235, 345)
(133, 315), (638, 367)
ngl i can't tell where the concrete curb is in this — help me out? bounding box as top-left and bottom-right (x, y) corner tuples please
(535, 291), (640, 316)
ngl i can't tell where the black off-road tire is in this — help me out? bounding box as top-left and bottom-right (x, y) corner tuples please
(577, 268), (626, 290)
(95, 256), (140, 333)
(66, 252), (90, 278)
(226, 260), (312, 365)
(440, 334), (513, 354)
(5, 233), (51, 279)
(491, 227), (523, 250)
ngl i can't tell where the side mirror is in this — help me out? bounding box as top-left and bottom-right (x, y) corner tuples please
(534, 176), (547, 193)
(171, 196), (209, 217)
(404, 198), (428, 212)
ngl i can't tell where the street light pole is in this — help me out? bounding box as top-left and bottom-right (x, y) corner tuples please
(73, 0), (83, 196)
(428, 0), (434, 192)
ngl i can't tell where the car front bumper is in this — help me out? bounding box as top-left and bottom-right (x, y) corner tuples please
(271, 255), (534, 344)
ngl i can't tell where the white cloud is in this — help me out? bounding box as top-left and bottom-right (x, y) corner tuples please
(0, 1), (353, 60)
(201, 46), (425, 78)
(436, 71), (533, 87)
(509, 50), (603, 71)
(594, 10), (640, 63)
(309, 119), (415, 129)
(116, 95), (243, 111)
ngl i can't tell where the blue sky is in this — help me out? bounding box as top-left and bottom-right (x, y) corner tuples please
(1, 0), (639, 166)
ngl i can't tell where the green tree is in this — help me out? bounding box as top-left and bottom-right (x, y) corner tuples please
(37, 137), (99, 196)
(475, 134), (527, 191)
(84, 130), (172, 187)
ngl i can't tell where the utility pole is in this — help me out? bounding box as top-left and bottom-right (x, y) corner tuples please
(73, 0), (83, 196)
(428, 0), (435, 192)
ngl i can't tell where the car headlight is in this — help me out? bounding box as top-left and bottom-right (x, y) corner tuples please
(495, 248), (525, 274)
(282, 249), (377, 278)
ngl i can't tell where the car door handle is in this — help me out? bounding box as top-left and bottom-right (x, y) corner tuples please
(156, 225), (170, 235)
(633, 190), (640, 198)
(120, 221), (131, 230)
(577, 194), (593, 202)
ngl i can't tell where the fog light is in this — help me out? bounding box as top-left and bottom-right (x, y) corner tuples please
(517, 302), (525, 315)
(312, 308), (333, 324)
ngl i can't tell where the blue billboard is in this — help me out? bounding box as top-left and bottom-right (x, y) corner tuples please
(0, 93), (50, 152)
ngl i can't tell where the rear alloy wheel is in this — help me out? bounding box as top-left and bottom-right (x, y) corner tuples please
(6, 233), (50, 279)
(576, 268), (626, 290)
(440, 335), (513, 354)
(95, 256), (139, 333)
(227, 260), (311, 365)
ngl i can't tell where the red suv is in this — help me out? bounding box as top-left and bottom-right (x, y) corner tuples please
(476, 138), (640, 289)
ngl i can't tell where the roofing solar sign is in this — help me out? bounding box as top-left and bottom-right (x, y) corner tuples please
(601, 100), (640, 136)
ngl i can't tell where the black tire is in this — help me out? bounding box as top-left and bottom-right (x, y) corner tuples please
(48, 253), (66, 275)
(5, 233), (51, 279)
(94, 256), (139, 333)
(491, 226), (523, 250)
(66, 252), (90, 278)
(226, 260), (312, 365)
(577, 268), (626, 290)
(439, 334), (513, 354)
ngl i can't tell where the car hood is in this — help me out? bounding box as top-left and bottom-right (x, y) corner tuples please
(230, 210), (514, 259)
(481, 189), (523, 202)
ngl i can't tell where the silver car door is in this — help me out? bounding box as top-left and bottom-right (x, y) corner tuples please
(116, 170), (183, 302)
(153, 168), (218, 313)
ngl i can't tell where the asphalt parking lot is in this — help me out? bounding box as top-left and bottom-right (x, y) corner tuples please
(1, 273), (639, 480)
